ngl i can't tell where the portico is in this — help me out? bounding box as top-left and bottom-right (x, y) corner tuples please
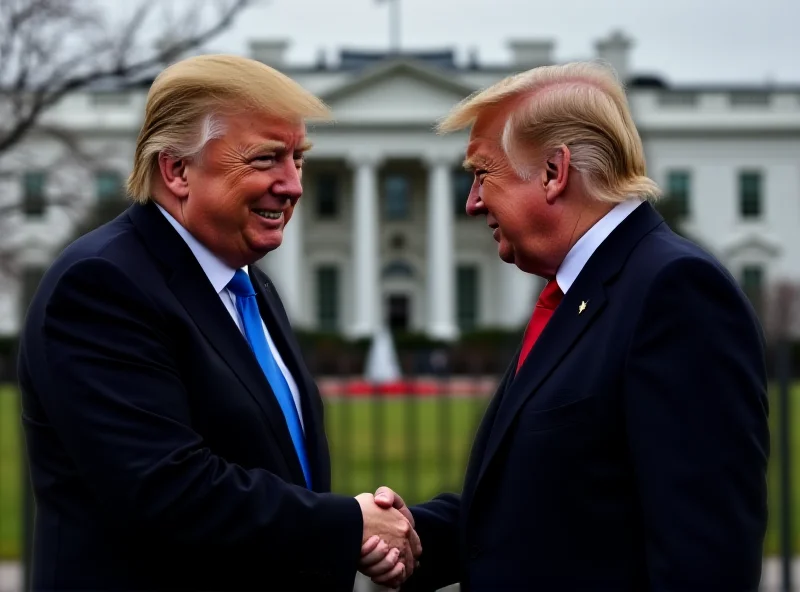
(261, 149), (540, 340)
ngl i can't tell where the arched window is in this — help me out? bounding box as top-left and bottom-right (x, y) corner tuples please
(382, 260), (414, 279)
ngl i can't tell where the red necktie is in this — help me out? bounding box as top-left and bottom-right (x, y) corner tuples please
(516, 280), (564, 374)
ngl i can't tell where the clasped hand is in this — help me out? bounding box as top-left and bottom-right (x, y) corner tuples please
(356, 486), (420, 589)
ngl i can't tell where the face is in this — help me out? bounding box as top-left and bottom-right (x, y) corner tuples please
(159, 112), (309, 268)
(463, 105), (572, 277)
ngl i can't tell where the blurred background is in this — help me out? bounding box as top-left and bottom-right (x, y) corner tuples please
(0, 0), (798, 590)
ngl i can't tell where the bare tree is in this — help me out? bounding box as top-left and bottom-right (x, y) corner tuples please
(0, 0), (256, 276)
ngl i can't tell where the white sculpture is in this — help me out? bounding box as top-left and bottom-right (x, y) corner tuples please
(363, 325), (402, 384)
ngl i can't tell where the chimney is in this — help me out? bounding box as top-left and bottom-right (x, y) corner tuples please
(249, 40), (289, 68)
(508, 40), (554, 68)
(595, 30), (632, 81)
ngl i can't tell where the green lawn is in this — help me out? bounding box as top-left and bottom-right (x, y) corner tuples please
(0, 385), (21, 559)
(1, 384), (799, 560)
(325, 396), (488, 504)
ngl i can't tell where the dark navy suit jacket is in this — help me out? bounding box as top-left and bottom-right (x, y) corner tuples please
(17, 201), (363, 591)
(406, 201), (769, 591)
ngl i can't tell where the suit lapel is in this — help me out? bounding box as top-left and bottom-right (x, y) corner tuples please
(475, 281), (608, 487)
(472, 200), (667, 493)
(128, 202), (304, 484)
(250, 266), (329, 491)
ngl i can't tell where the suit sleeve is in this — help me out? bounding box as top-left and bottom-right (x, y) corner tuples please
(624, 257), (769, 590)
(402, 493), (462, 591)
(36, 257), (363, 584)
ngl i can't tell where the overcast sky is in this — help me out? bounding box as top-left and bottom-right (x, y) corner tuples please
(112, 0), (798, 85)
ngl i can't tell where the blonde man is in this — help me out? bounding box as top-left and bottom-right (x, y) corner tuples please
(17, 54), (419, 591)
(370, 61), (769, 590)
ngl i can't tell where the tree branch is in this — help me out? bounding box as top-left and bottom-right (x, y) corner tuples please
(0, 0), (253, 155)
(0, 0), (255, 276)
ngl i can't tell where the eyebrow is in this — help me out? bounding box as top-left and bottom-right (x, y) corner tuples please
(462, 154), (488, 172)
(243, 139), (314, 157)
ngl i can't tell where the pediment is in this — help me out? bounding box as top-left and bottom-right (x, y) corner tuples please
(720, 232), (782, 258)
(320, 60), (476, 124)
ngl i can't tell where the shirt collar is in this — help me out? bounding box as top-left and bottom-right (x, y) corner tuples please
(156, 204), (245, 294)
(555, 198), (643, 294)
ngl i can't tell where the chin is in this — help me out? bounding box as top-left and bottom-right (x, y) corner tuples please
(497, 243), (515, 264)
(251, 230), (283, 250)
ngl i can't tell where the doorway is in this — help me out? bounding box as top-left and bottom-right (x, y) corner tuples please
(386, 294), (410, 332)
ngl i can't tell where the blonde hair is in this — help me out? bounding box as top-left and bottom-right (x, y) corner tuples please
(437, 61), (661, 204)
(127, 54), (332, 203)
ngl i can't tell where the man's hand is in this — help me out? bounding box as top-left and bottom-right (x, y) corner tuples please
(356, 492), (422, 588)
(374, 486), (413, 526)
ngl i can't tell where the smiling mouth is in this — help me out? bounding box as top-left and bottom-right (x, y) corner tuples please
(252, 209), (283, 220)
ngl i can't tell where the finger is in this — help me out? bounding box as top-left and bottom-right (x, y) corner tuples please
(374, 486), (396, 508)
(361, 547), (400, 578)
(375, 485), (405, 509)
(360, 539), (390, 567)
(360, 535), (380, 557)
(372, 560), (405, 586)
(408, 526), (422, 557)
(377, 486), (415, 527)
(399, 546), (416, 579)
(385, 574), (407, 590)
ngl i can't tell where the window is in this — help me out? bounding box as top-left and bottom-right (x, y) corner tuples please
(384, 174), (410, 220)
(23, 171), (46, 217)
(665, 170), (690, 217)
(95, 170), (124, 202)
(658, 92), (698, 107)
(456, 265), (479, 331)
(452, 170), (473, 216)
(382, 260), (414, 279)
(739, 171), (762, 218)
(741, 264), (764, 318)
(316, 173), (339, 218)
(316, 266), (339, 331)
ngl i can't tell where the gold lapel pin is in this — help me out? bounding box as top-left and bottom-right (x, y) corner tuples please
(578, 300), (588, 315)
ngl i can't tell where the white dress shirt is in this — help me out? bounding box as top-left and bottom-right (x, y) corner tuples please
(556, 198), (644, 294)
(157, 204), (304, 431)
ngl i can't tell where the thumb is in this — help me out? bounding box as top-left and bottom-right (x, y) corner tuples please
(374, 486), (396, 508)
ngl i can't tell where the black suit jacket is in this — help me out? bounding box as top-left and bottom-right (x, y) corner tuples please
(17, 201), (363, 591)
(406, 201), (769, 591)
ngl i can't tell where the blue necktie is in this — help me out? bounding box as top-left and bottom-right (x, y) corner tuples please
(227, 269), (311, 488)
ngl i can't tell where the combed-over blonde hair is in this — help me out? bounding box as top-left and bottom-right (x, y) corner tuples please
(437, 61), (661, 204)
(126, 54), (332, 203)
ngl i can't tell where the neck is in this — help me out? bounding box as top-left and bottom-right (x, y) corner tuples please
(563, 198), (614, 254)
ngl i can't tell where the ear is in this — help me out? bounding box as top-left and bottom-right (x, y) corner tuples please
(157, 153), (190, 200)
(542, 145), (571, 205)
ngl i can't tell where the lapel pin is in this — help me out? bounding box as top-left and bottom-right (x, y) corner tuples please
(578, 300), (588, 315)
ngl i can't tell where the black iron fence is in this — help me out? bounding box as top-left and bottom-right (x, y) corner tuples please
(2, 345), (798, 591)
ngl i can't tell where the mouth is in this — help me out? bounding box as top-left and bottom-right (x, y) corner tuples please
(251, 209), (283, 220)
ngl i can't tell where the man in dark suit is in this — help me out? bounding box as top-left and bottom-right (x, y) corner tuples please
(17, 54), (417, 591)
(366, 61), (770, 590)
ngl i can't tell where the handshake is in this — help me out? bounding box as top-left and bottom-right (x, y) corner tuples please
(355, 486), (421, 589)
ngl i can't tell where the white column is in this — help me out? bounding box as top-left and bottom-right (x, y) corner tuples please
(348, 154), (381, 338)
(425, 154), (458, 341)
(498, 260), (541, 329)
(260, 200), (306, 327)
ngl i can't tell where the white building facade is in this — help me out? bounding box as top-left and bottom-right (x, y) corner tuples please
(2, 31), (800, 339)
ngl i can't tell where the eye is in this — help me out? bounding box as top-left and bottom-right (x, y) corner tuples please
(251, 154), (276, 167)
(475, 169), (488, 184)
(293, 153), (305, 169)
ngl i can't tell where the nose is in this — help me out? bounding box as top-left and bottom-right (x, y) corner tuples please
(465, 181), (486, 217)
(272, 159), (303, 203)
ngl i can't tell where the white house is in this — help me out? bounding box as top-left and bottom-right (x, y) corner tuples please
(1, 30), (799, 339)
